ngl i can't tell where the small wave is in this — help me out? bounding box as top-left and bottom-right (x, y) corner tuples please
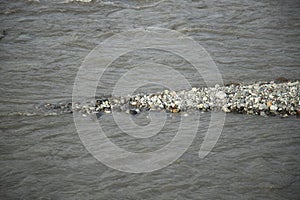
(1, 112), (59, 117)
(66, 0), (93, 3)
(65, 0), (164, 10)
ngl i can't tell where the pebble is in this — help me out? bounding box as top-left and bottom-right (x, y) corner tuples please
(267, 101), (272, 107)
(259, 103), (267, 110)
(216, 91), (227, 100)
(197, 104), (204, 109)
(129, 109), (140, 115)
(222, 105), (230, 113)
(270, 105), (278, 111)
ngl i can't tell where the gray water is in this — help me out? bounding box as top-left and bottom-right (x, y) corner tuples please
(1, 0), (300, 199)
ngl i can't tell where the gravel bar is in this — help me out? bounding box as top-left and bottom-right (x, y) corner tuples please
(43, 81), (300, 117)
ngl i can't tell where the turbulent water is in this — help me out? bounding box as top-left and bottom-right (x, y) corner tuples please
(1, 0), (300, 199)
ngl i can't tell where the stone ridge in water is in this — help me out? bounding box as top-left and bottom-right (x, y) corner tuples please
(43, 81), (300, 117)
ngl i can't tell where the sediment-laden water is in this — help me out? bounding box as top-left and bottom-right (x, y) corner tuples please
(1, 0), (300, 199)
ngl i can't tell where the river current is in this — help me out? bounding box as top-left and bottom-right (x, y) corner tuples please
(0, 0), (299, 199)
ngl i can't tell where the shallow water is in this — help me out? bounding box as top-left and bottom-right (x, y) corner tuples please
(1, 0), (300, 199)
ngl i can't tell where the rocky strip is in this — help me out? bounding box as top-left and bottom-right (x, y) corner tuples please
(42, 81), (300, 118)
